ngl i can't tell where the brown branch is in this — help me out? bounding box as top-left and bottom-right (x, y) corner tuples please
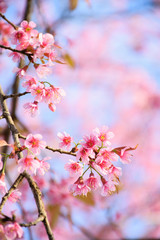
(0, 174), (24, 213)
(0, 12), (18, 30)
(20, 215), (44, 227)
(0, 115), (4, 119)
(18, 133), (77, 156)
(0, 85), (55, 240)
(0, 211), (44, 227)
(23, 0), (33, 22)
(0, 44), (32, 57)
(46, 146), (76, 156)
(4, 91), (30, 100)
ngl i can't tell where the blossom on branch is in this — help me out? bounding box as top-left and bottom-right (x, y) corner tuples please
(57, 131), (73, 150)
(24, 133), (46, 155)
(4, 222), (23, 240)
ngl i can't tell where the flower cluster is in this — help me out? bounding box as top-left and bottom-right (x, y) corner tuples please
(6, 20), (65, 116)
(17, 134), (50, 176)
(58, 126), (136, 197)
(0, 222), (23, 240)
(0, 20), (13, 47)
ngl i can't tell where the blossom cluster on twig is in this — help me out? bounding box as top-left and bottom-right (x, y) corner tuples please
(57, 126), (137, 197)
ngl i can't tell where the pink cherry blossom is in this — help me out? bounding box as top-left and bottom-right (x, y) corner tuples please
(24, 133), (46, 155)
(76, 147), (94, 164)
(23, 101), (39, 117)
(30, 83), (45, 102)
(51, 86), (66, 104)
(11, 29), (28, 45)
(101, 177), (118, 196)
(48, 102), (56, 112)
(37, 157), (50, 175)
(69, 178), (91, 196)
(8, 52), (24, 62)
(86, 173), (100, 190)
(13, 66), (27, 78)
(4, 222), (23, 240)
(8, 189), (21, 203)
(94, 156), (112, 175)
(20, 20), (37, 36)
(119, 148), (132, 164)
(35, 64), (52, 78)
(39, 33), (54, 47)
(0, 0), (7, 13)
(64, 160), (83, 176)
(82, 134), (99, 149)
(57, 131), (73, 150)
(0, 154), (3, 171)
(0, 224), (4, 238)
(0, 173), (7, 194)
(18, 155), (40, 175)
(99, 148), (118, 162)
(93, 126), (114, 146)
(22, 76), (38, 91)
(43, 86), (54, 104)
(109, 165), (122, 178)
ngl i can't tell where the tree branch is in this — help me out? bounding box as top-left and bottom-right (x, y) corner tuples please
(20, 215), (44, 227)
(0, 44), (32, 57)
(4, 92), (29, 100)
(0, 12), (18, 30)
(0, 85), (55, 240)
(46, 145), (76, 156)
(18, 133), (77, 156)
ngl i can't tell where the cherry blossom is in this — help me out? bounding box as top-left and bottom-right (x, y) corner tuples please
(57, 131), (73, 150)
(22, 76), (38, 91)
(8, 52), (24, 62)
(8, 189), (21, 203)
(101, 177), (118, 196)
(30, 83), (45, 102)
(99, 148), (118, 162)
(86, 173), (100, 190)
(4, 222), (23, 240)
(18, 155), (40, 175)
(76, 147), (94, 164)
(82, 134), (99, 149)
(93, 126), (114, 146)
(0, 154), (3, 171)
(23, 101), (39, 117)
(24, 133), (46, 155)
(37, 157), (50, 175)
(0, 173), (7, 194)
(69, 177), (91, 196)
(64, 159), (83, 176)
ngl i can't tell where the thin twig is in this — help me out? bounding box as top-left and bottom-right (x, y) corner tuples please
(4, 92), (30, 100)
(0, 45), (32, 57)
(46, 146), (76, 156)
(0, 85), (55, 240)
(20, 215), (44, 227)
(0, 115), (4, 119)
(18, 133), (77, 156)
(0, 12), (18, 30)
(0, 174), (24, 213)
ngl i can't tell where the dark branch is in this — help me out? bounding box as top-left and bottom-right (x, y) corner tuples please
(0, 85), (55, 240)
(0, 12), (18, 30)
(0, 45), (32, 57)
(4, 92), (30, 100)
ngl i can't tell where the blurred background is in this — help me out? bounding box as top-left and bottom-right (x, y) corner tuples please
(1, 0), (160, 239)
